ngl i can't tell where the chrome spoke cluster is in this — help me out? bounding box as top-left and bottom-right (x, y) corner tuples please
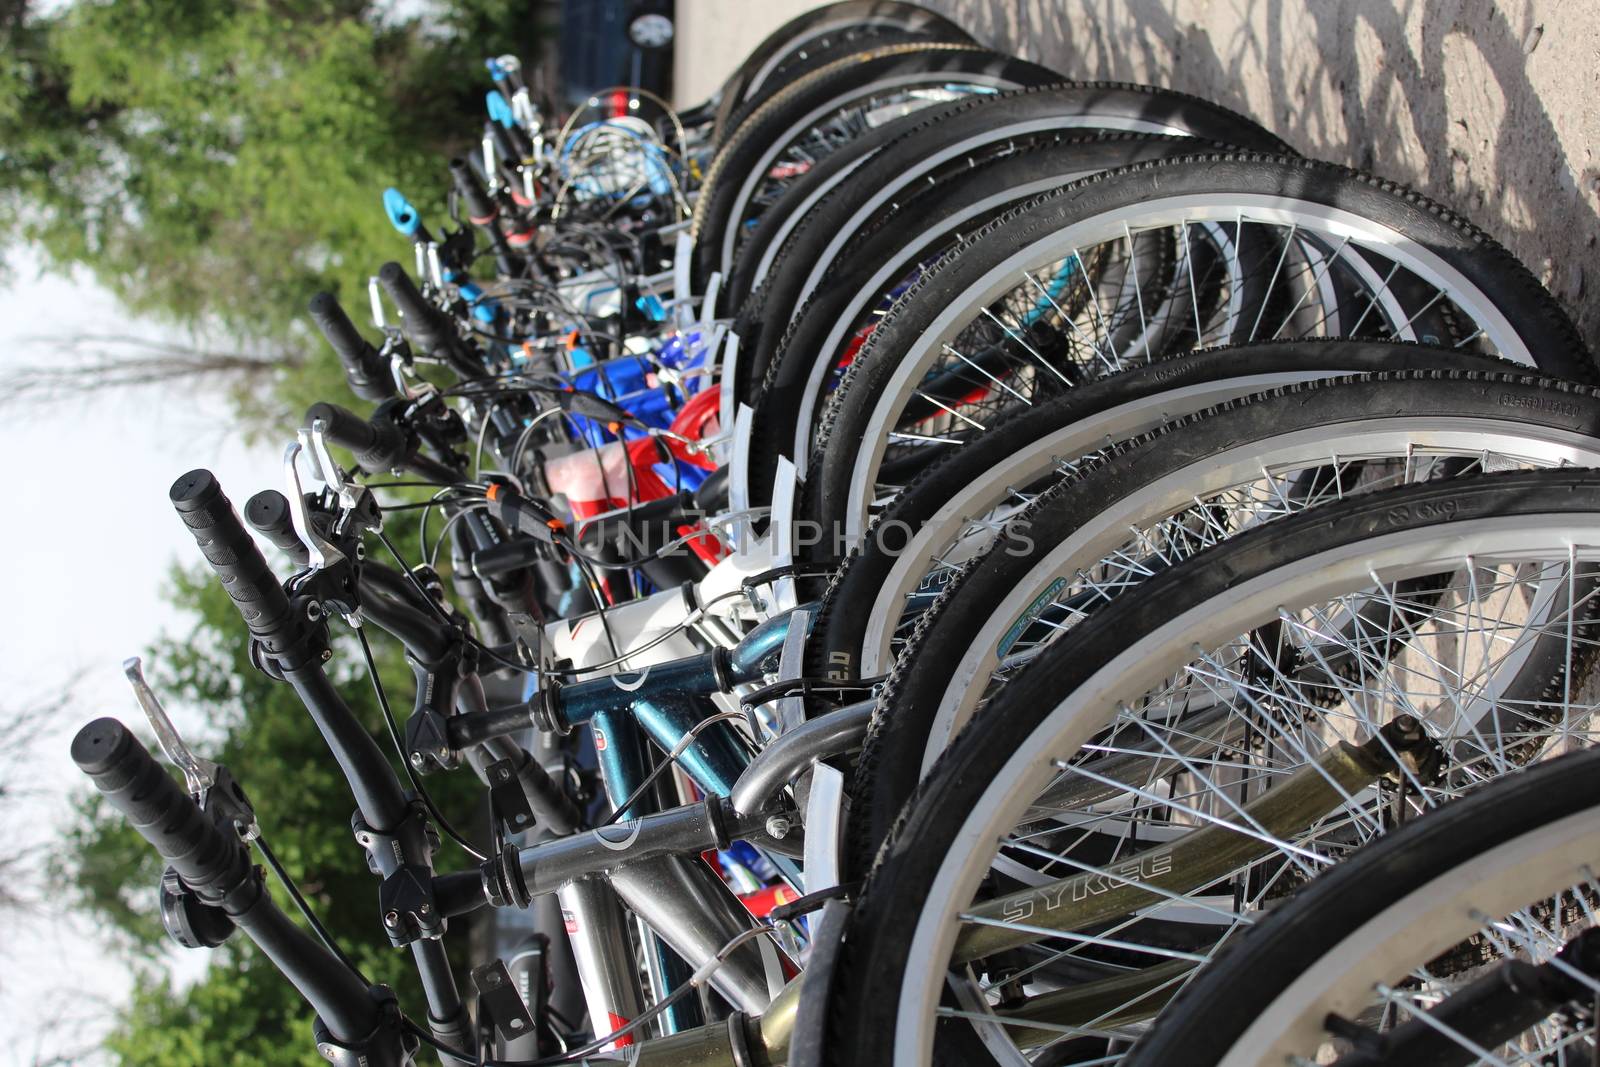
(933, 549), (1600, 1061)
(867, 215), (1494, 508)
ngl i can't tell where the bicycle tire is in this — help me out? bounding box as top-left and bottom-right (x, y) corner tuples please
(709, 1), (974, 142)
(1123, 745), (1600, 1065)
(802, 339), (1515, 691)
(689, 43), (1061, 292)
(737, 133), (1217, 507)
(828, 466), (1600, 1066)
(843, 367), (1600, 879)
(804, 153), (1598, 546)
(722, 79), (1292, 324)
(716, 26), (969, 152)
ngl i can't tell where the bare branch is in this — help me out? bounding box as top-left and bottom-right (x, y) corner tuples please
(0, 679), (84, 914)
(0, 332), (302, 407)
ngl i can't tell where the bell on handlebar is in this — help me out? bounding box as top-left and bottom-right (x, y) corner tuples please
(160, 867), (235, 949)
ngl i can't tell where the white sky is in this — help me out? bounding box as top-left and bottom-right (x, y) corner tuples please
(0, 247), (285, 1063)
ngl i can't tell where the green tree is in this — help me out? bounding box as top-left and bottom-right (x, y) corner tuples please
(18, 3), (552, 1059)
(0, 0), (547, 424)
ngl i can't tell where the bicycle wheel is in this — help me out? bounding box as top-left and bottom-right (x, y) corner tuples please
(827, 467), (1600, 1066)
(729, 79), (1292, 444)
(723, 80), (1290, 326)
(689, 43), (1060, 291)
(739, 132), (1202, 508)
(843, 368), (1600, 878)
(709, 0), (973, 142)
(716, 26), (968, 153)
(803, 154), (1596, 547)
(803, 341), (1514, 689)
(1124, 744), (1600, 1065)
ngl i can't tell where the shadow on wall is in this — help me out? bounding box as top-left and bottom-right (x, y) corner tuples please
(926, 0), (1600, 355)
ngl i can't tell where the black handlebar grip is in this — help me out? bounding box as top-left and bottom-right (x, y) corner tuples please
(377, 262), (485, 382)
(73, 718), (386, 1047)
(305, 401), (407, 474)
(449, 157), (498, 224)
(305, 401), (379, 452)
(244, 490), (312, 566)
(308, 292), (394, 403)
(72, 718), (251, 899)
(170, 470), (301, 656)
(488, 122), (526, 170)
(376, 262), (449, 355)
(504, 122), (534, 163)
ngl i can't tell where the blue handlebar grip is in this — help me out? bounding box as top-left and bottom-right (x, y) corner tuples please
(382, 187), (421, 238)
(486, 90), (516, 129)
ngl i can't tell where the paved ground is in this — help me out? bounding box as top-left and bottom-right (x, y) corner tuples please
(674, 0), (1600, 356)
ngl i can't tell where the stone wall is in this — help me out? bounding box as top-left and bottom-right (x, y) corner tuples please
(675, 0), (1600, 352)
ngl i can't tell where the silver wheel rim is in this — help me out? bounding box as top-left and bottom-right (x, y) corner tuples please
(882, 517), (1600, 1067)
(837, 193), (1543, 539)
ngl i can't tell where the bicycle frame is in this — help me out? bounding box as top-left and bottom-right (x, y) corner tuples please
(516, 602), (805, 1036)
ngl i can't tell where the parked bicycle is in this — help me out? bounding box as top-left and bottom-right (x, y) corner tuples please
(75, 5), (1600, 1066)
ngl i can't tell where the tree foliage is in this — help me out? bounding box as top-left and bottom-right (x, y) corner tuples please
(13, 2), (552, 1060)
(0, 0), (546, 424)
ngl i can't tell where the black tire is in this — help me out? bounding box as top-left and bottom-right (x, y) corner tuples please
(804, 154), (1599, 542)
(716, 26), (969, 150)
(736, 132), (1207, 507)
(827, 467), (1600, 1066)
(719, 109), (900, 324)
(689, 43), (1061, 292)
(842, 366), (1600, 879)
(709, 1), (974, 142)
(1122, 745), (1600, 1066)
(803, 340), (1515, 695)
(723, 80), (1293, 321)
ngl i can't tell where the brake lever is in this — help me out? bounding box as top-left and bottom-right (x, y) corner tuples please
(124, 656), (217, 797)
(367, 274), (388, 331)
(283, 439), (347, 571)
(482, 134), (500, 195)
(425, 242), (445, 290)
(304, 420), (386, 542)
(511, 87), (538, 132)
(412, 241), (430, 292)
(124, 656), (260, 845)
(303, 421), (355, 509)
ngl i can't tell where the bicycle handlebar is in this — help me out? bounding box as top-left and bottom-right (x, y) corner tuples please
(170, 469), (307, 665)
(307, 400), (400, 463)
(72, 719), (399, 1053)
(376, 263), (479, 379)
(244, 489), (312, 566)
(73, 717), (252, 895)
(244, 487), (455, 663)
(308, 292), (395, 403)
(449, 157), (498, 226)
(305, 401), (461, 485)
(173, 474), (412, 833)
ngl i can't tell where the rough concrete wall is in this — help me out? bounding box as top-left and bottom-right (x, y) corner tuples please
(676, 0), (1600, 354)
(674, 1), (818, 106)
